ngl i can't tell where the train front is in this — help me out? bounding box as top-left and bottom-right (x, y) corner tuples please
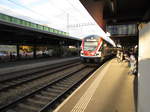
(80, 35), (103, 63)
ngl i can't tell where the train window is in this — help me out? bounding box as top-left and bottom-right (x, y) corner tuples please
(84, 41), (98, 51)
(84, 41), (98, 46)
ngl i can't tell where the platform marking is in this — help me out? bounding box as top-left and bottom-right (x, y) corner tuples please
(71, 63), (110, 112)
(54, 60), (112, 112)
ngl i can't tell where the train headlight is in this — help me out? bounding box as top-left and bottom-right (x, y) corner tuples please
(91, 52), (95, 55)
(80, 51), (84, 56)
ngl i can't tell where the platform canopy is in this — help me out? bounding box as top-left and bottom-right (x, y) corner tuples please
(80, 0), (150, 47)
(80, 0), (149, 26)
(0, 18), (81, 46)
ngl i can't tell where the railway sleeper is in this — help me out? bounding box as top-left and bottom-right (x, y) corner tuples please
(15, 77), (32, 82)
(4, 81), (22, 87)
(69, 78), (79, 82)
(31, 95), (52, 103)
(15, 78), (30, 82)
(0, 84), (10, 89)
(59, 81), (73, 85)
(51, 86), (67, 90)
(62, 78), (75, 82)
(3, 81), (16, 86)
(16, 103), (41, 112)
(47, 88), (63, 93)
(55, 83), (70, 88)
(27, 98), (48, 105)
(35, 94), (53, 101)
(8, 108), (34, 112)
(5, 82), (16, 85)
(41, 91), (58, 97)
(58, 82), (72, 86)
(22, 99), (46, 109)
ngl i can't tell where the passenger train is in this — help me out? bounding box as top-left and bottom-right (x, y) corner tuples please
(80, 35), (115, 63)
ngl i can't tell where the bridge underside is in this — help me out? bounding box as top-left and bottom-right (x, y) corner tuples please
(80, 0), (149, 47)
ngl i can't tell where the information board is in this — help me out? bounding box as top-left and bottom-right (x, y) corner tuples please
(106, 24), (137, 35)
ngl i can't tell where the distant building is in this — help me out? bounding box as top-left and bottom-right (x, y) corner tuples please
(0, 45), (16, 52)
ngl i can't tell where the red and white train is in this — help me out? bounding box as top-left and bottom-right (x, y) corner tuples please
(80, 35), (115, 63)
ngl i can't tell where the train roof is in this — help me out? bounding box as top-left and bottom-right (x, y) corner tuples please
(84, 35), (99, 38)
(83, 35), (116, 47)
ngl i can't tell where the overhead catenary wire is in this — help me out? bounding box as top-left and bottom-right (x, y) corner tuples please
(6, 0), (49, 19)
(64, 0), (100, 34)
(5, 0), (101, 37)
(5, 0), (69, 29)
(6, 0), (80, 31)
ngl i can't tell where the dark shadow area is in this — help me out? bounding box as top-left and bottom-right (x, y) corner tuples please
(133, 74), (138, 112)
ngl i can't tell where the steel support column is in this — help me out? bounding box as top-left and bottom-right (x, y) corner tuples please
(16, 44), (20, 60)
(33, 45), (37, 59)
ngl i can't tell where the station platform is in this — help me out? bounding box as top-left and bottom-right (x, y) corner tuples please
(0, 57), (79, 75)
(54, 58), (136, 112)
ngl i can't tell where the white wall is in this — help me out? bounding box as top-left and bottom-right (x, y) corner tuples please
(138, 22), (150, 112)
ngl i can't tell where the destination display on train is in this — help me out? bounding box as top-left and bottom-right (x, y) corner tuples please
(84, 37), (99, 42)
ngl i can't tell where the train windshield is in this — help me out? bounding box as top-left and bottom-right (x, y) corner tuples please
(84, 41), (98, 51)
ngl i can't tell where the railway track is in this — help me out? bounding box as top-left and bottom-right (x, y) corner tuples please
(0, 61), (84, 106)
(0, 59), (79, 82)
(0, 62), (81, 92)
(0, 64), (98, 112)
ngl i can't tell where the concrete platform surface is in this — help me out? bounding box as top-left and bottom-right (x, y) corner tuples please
(54, 58), (136, 112)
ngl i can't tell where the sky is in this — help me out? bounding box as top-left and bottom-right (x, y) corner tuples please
(0, 0), (115, 46)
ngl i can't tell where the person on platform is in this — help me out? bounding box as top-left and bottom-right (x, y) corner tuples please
(129, 52), (136, 74)
(116, 50), (121, 62)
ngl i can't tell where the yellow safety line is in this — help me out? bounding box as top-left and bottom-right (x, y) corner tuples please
(71, 63), (110, 112)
